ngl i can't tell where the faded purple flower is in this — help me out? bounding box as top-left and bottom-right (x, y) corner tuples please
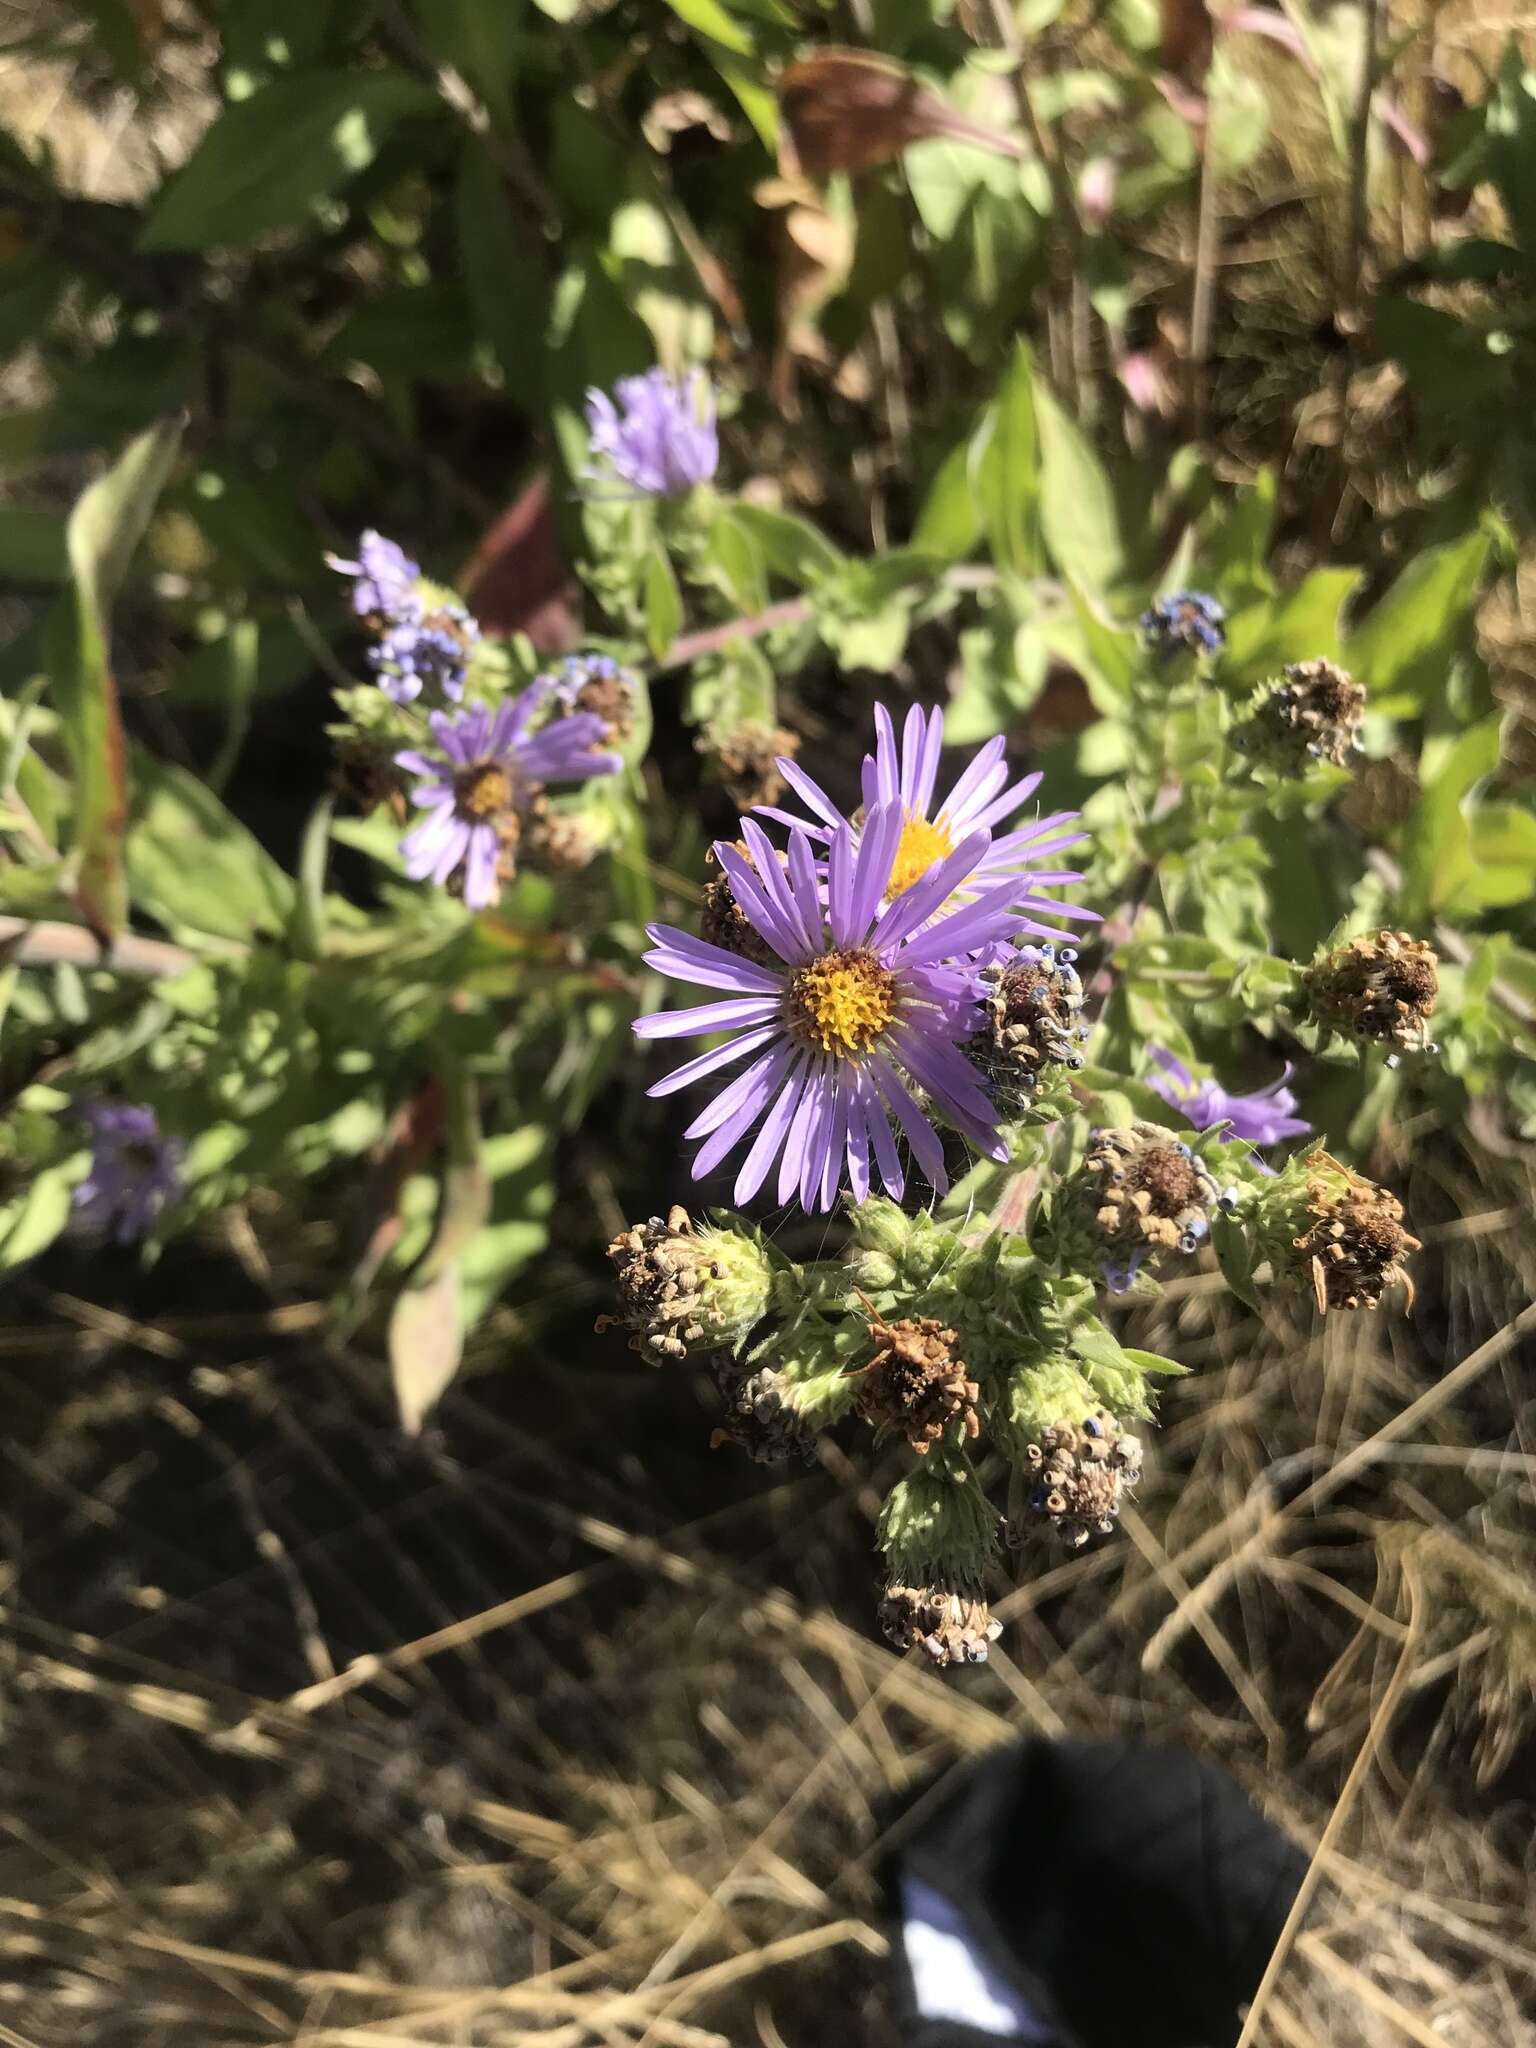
(327, 530), (419, 622)
(1139, 591), (1226, 659)
(372, 600), (480, 707)
(635, 807), (1022, 1213)
(72, 1101), (182, 1245)
(585, 368), (718, 496)
(1148, 1047), (1311, 1159)
(395, 686), (620, 911)
(760, 703), (1097, 946)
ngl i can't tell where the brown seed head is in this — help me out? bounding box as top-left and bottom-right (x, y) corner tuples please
(1017, 1411), (1143, 1550)
(879, 1581), (1002, 1667)
(1306, 929), (1438, 1053)
(1292, 1174), (1421, 1313)
(705, 721), (800, 812)
(1083, 1122), (1218, 1263)
(851, 1308), (979, 1455)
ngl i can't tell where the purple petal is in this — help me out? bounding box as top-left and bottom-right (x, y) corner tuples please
(734, 1055), (811, 1203)
(646, 1023), (780, 1099)
(642, 922), (783, 994)
(634, 996), (781, 1039)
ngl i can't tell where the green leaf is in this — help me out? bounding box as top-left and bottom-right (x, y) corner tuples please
(126, 752), (295, 943)
(725, 502), (845, 586)
(1032, 373), (1124, 592)
(1344, 530), (1489, 717)
(1201, 469), (1276, 594)
(661, 0), (755, 54)
(1119, 1347), (1189, 1377)
(643, 542), (683, 660)
(913, 434), (982, 559)
(1221, 567), (1361, 682)
(706, 509), (768, 614)
(971, 341), (1040, 576)
(0, 1161), (81, 1272)
(1212, 1213), (1261, 1312)
(50, 415), (183, 941)
(139, 71), (438, 251)
(456, 137), (550, 403)
(414, 0), (523, 118)
(1398, 712), (1504, 921)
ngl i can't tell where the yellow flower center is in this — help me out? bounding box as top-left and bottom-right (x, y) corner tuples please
(784, 948), (897, 1057)
(886, 809), (955, 898)
(455, 763), (514, 820)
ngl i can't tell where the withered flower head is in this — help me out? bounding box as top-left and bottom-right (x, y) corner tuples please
(1290, 1170), (1420, 1313)
(1238, 658), (1366, 770)
(1018, 1411), (1143, 1550)
(709, 1355), (815, 1463)
(879, 1581), (1002, 1668)
(849, 1305), (979, 1456)
(703, 720), (800, 812)
(598, 1207), (774, 1365)
(1305, 929), (1438, 1055)
(699, 844), (783, 970)
(1081, 1121), (1219, 1290)
(969, 942), (1087, 1099)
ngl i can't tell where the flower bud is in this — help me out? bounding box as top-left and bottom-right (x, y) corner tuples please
(845, 1196), (958, 1296)
(1304, 929), (1438, 1055)
(877, 1460), (998, 1590)
(598, 1207), (775, 1365)
(849, 1307), (979, 1456)
(879, 1580), (1002, 1667)
(1235, 659), (1365, 771)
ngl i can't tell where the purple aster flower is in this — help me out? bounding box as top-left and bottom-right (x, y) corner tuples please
(1139, 590), (1226, 659)
(72, 1101), (182, 1245)
(584, 368), (719, 496)
(635, 807), (1024, 1213)
(1148, 1047), (1311, 1162)
(395, 686), (620, 911)
(759, 703), (1097, 946)
(327, 530), (420, 622)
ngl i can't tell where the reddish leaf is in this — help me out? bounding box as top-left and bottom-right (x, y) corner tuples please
(459, 474), (578, 652)
(777, 48), (1026, 178)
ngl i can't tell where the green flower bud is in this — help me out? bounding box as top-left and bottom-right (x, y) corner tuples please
(994, 1353), (1099, 1462)
(845, 1196), (958, 1297)
(599, 1207), (777, 1365)
(877, 1457), (998, 1588)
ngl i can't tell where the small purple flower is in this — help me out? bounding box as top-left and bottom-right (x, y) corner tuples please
(761, 703), (1097, 946)
(548, 652), (622, 708)
(1139, 590), (1226, 659)
(635, 807), (1023, 1213)
(395, 686), (620, 911)
(327, 530), (420, 622)
(371, 600), (480, 707)
(585, 368), (719, 497)
(72, 1101), (182, 1245)
(1148, 1047), (1311, 1160)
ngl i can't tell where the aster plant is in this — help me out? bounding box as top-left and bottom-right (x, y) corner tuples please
(605, 701), (1430, 1671)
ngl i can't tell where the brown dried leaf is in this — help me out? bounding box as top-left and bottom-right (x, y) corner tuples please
(777, 47), (1026, 178)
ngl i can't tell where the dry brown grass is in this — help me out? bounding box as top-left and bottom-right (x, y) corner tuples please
(1, 1117), (1534, 2047)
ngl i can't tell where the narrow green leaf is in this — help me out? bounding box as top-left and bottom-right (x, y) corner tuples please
(126, 751), (294, 942)
(913, 435), (982, 559)
(1032, 373), (1124, 591)
(725, 502), (845, 586)
(139, 71), (438, 251)
(51, 415), (183, 941)
(0, 1162), (80, 1272)
(972, 341), (1039, 575)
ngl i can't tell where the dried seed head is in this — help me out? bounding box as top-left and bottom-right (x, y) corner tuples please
(598, 1208), (774, 1365)
(709, 1355), (816, 1463)
(879, 1581), (1002, 1667)
(969, 943), (1088, 1100)
(851, 1308), (979, 1456)
(333, 738), (406, 816)
(1081, 1121), (1219, 1286)
(522, 800), (599, 875)
(1017, 1411), (1143, 1550)
(1290, 1173), (1421, 1313)
(548, 654), (636, 743)
(1237, 659), (1366, 770)
(703, 720), (800, 812)
(1305, 929), (1439, 1054)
